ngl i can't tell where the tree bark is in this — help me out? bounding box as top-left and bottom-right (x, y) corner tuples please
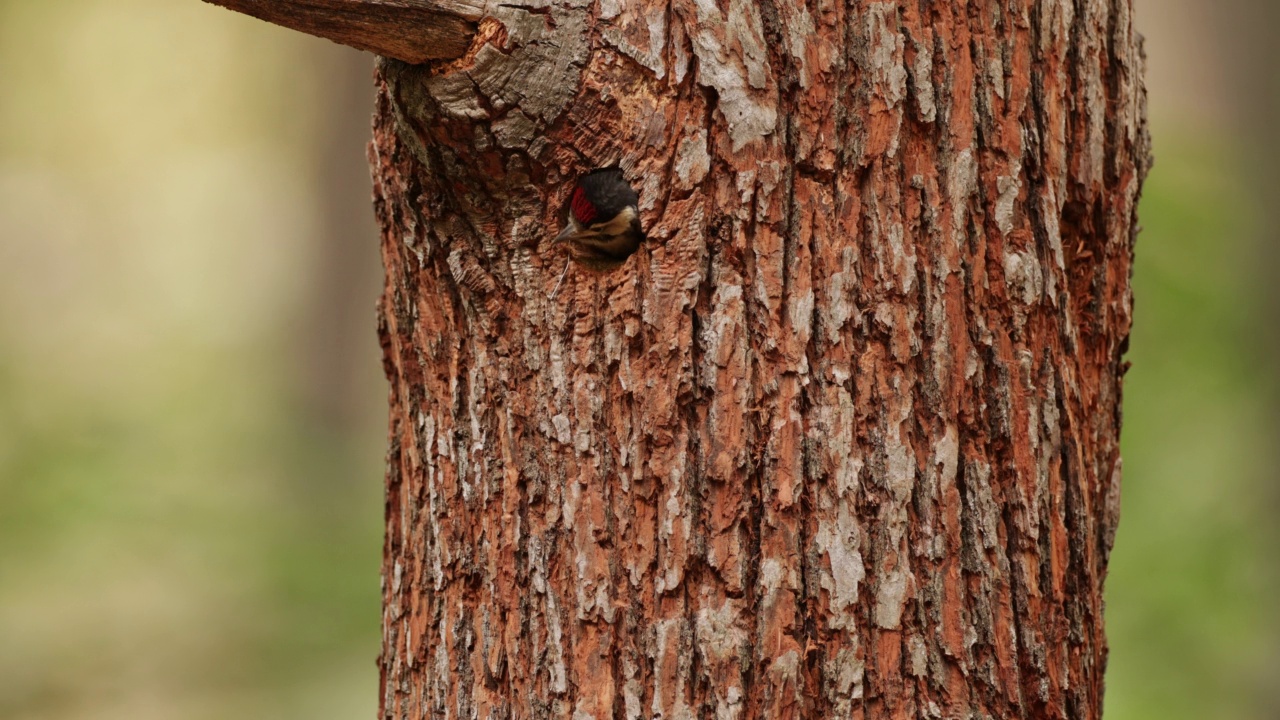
(366, 1), (1150, 718)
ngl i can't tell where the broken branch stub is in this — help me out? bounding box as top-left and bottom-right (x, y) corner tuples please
(203, 0), (483, 64)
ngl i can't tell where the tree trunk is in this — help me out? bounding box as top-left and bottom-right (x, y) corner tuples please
(368, 1), (1150, 718)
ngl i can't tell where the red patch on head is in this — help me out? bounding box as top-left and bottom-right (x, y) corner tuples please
(570, 186), (598, 224)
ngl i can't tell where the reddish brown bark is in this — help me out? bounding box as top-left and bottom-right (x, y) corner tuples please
(364, 1), (1149, 718)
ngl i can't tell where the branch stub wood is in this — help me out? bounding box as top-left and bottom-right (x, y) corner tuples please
(203, 0), (484, 64)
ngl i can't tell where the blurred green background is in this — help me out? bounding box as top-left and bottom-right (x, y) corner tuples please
(0, 2), (1274, 719)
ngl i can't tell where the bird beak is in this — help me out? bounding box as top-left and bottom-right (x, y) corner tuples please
(554, 224), (577, 244)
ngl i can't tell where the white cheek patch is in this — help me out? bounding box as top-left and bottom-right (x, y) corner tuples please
(588, 232), (641, 255)
(588, 206), (637, 235)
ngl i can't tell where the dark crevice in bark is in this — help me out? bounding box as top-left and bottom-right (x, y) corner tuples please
(741, 321), (766, 712)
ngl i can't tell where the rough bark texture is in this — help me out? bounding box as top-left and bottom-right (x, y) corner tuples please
(371, 1), (1150, 718)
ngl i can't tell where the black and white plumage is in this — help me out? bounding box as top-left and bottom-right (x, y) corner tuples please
(554, 168), (645, 271)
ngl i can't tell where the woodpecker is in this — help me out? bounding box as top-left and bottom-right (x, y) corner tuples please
(554, 167), (645, 271)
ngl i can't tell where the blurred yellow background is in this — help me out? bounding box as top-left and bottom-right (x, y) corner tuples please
(0, 2), (1274, 719)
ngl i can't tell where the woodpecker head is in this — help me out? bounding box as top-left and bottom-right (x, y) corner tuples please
(554, 168), (645, 271)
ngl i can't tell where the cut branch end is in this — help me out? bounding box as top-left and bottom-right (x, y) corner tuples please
(203, 0), (480, 64)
